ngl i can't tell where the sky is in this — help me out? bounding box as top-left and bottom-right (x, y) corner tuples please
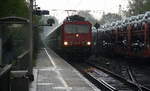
(36, 0), (129, 22)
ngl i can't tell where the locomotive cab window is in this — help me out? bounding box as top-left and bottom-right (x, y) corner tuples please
(64, 24), (90, 33)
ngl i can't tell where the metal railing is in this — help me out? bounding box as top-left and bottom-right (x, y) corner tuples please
(13, 50), (30, 70)
(13, 50), (34, 81)
(0, 64), (12, 91)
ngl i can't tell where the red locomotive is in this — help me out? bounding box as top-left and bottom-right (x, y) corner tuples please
(46, 15), (92, 57)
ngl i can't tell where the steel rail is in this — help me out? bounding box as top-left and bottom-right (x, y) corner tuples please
(83, 70), (118, 91)
(87, 61), (150, 91)
(127, 66), (143, 91)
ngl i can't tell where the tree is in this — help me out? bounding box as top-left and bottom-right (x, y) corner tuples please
(78, 11), (98, 25)
(126, 0), (150, 16)
(99, 13), (122, 24)
(0, 0), (29, 18)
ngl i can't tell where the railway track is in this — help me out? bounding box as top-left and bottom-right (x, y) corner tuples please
(87, 62), (150, 91)
(117, 59), (150, 90)
(68, 59), (150, 91)
(84, 67), (132, 91)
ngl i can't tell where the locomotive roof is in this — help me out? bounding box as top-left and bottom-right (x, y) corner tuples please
(64, 15), (85, 22)
(63, 21), (92, 25)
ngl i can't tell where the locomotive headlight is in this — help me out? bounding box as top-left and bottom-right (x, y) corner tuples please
(64, 41), (68, 46)
(87, 42), (91, 45)
(76, 34), (79, 37)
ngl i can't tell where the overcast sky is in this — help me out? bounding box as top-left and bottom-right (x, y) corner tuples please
(36, 0), (129, 22)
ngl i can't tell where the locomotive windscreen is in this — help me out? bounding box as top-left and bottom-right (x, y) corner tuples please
(64, 24), (90, 33)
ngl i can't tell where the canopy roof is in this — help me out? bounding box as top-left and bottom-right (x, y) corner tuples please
(0, 16), (29, 24)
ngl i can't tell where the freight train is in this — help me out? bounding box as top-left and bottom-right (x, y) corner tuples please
(93, 11), (150, 58)
(46, 15), (92, 57)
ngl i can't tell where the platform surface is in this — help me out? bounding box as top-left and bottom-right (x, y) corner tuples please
(29, 48), (100, 91)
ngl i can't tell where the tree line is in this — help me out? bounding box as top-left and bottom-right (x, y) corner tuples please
(97, 0), (150, 25)
(127, 0), (150, 16)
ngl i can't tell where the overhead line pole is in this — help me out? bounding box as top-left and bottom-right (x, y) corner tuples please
(28, 0), (34, 80)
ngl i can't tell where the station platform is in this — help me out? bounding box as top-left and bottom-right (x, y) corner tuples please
(29, 48), (100, 91)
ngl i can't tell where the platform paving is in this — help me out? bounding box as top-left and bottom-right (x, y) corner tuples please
(29, 48), (100, 91)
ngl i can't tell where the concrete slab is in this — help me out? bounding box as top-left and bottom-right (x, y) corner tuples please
(29, 48), (100, 91)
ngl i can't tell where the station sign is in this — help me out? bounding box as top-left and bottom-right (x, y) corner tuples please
(33, 10), (49, 15)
